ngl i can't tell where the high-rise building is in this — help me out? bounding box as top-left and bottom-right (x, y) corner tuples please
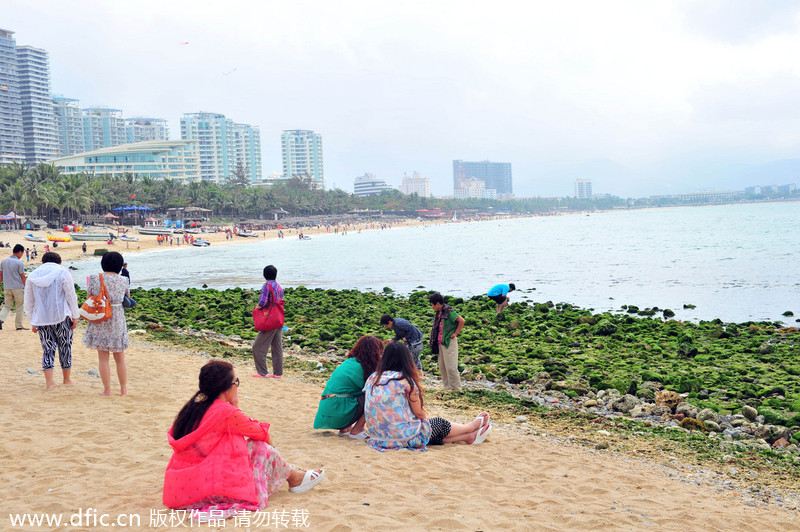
(16, 45), (57, 163)
(0, 28), (25, 166)
(125, 118), (169, 144)
(354, 172), (393, 196)
(575, 178), (592, 199)
(453, 177), (497, 200)
(83, 107), (126, 151)
(53, 96), (85, 157)
(399, 171), (431, 198)
(180, 112), (262, 183)
(453, 160), (512, 196)
(281, 130), (324, 188)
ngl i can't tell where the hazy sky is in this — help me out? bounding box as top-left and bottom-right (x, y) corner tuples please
(4, 0), (800, 197)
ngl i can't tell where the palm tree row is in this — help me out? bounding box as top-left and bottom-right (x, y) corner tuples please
(0, 164), (619, 223)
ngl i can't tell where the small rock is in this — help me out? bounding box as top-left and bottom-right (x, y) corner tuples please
(88, 369), (100, 378)
(742, 405), (758, 421)
(704, 420), (721, 433)
(27, 368), (38, 375)
(675, 403), (699, 419)
(772, 438), (790, 449)
(595, 442), (609, 450)
(697, 408), (721, 424)
(597, 430), (611, 436)
(514, 416), (528, 423)
(727, 467), (738, 476)
(583, 400), (598, 408)
(611, 394), (640, 414)
(722, 455), (735, 463)
(655, 390), (683, 412)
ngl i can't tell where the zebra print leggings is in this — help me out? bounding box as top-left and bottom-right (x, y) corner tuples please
(39, 317), (74, 370)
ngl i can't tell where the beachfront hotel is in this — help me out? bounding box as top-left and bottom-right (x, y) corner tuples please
(399, 171), (431, 198)
(125, 117), (170, 144)
(281, 129), (324, 189)
(353, 172), (393, 196)
(16, 45), (58, 163)
(181, 112), (263, 184)
(453, 159), (513, 197)
(48, 140), (200, 183)
(0, 28), (26, 165)
(575, 178), (593, 199)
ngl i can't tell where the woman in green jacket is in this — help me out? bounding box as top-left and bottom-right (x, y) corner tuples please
(313, 335), (383, 439)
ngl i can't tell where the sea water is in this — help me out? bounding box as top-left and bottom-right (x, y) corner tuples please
(68, 202), (800, 325)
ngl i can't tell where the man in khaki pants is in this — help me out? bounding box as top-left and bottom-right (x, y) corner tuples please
(0, 244), (27, 330)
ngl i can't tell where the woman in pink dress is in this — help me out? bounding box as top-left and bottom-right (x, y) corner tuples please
(163, 360), (325, 521)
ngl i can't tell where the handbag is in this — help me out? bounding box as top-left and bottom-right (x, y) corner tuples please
(122, 294), (136, 308)
(252, 283), (285, 331)
(79, 274), (113, 322)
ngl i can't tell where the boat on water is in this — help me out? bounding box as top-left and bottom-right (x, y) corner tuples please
(137, 227), (174, 236)
(46, 234), (72, 243)
(236, 231), (259, 237)
(191, 239), (211, 247)
(119, 235), (139, 242)
(72, 232), (114, 241)
(24, 234), (46, 242)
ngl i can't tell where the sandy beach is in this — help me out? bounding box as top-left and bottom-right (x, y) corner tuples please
(0, 218), (435, 264)
(1, 323), (798, 531)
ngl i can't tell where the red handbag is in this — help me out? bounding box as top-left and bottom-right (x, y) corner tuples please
(252, 284), (285, 331)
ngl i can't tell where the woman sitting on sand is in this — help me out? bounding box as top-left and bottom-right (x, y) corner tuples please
(364, 342), (491, 451)
(163, 360), (325, 519)
(313, 335), (383, 439)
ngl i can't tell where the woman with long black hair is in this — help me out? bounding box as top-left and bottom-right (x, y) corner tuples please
(163, 360), (324, 520)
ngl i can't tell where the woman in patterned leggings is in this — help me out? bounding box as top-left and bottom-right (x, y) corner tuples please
(23, 252), (80, 390)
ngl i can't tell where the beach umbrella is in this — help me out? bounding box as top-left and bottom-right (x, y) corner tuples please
(103, 213), (119, 219)
(144, 217), (158, 222)
(111, 206), (124, 212)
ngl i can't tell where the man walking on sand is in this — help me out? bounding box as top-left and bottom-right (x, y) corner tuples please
(429, 292), (465, 391)
(380, 314), (424, 371)
(0, 244), (28, 330)
(487, 283), (516, 314)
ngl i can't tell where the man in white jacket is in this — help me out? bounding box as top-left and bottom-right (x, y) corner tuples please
(24, 252), (80, 390)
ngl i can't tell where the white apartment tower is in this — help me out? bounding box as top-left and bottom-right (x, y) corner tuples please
(83, 107), (126, 151)
(400, 171), (431, 198)
(0, 28), (25, 165)
(16, 45), (58, 163)
(180, 112), (262, 183)
(575, 178), (593, 199)
(125, 118), (169, 144)
(281, 129), (324, 188)
(53, 96), (85, 157)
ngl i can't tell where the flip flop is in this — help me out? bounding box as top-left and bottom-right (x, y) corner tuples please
(266, 374), (283, 379)
(472, 423), (492, 445)
(252, 373), (269, 378)
(337, 428), (351, 437)
(288, 469), (325, 493)
(474, 411), (490, 429)
(348, 431), (367, 440)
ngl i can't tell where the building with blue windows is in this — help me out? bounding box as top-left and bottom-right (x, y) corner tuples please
(17, 45), (58, 163)
(0, 28), (26, 165)
(48, 140), (200, 183)
(282, 129), (324, 188)
(181, 112), (262, 183)
(452, 159), (513, 197)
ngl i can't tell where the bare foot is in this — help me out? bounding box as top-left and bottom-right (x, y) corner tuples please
(45, 383), (61, 390)
(62, 380), (75, 386)
(99, 390), (111, 396)
(120, 389), (128, 396)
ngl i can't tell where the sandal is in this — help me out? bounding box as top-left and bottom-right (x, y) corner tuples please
(288, 469), (325, 493)
(348, 431), (367, 440)
(472, 423), (492, 445)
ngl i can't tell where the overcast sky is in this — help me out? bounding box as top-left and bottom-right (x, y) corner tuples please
(4, 0), (800, 197)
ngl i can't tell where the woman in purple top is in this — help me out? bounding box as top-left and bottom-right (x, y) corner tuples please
(252, 265), (285, 379)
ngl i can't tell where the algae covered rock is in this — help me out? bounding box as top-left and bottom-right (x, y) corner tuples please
(679, 417), (708, 432)
(594, 319), (617, 336)
(612, 394), (641, 414)
(676, 402), (699, 419)
(697, 408), (721, 425)
(655, 389), (683, 412)
(742, 405), (758, 421)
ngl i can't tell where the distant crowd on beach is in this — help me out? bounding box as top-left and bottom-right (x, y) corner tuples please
(2, 242), (517, 522)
